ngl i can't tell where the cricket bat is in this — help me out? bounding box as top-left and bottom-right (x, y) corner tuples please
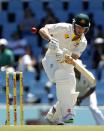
(73, 59), (96, 86)
(31, 27), (96, 86)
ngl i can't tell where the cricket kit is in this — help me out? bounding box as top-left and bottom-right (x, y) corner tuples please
(76, 73), (104, 125)
(42, 23), (87, 124)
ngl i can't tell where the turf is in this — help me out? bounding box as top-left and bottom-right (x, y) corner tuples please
(0, 125), (104, 131)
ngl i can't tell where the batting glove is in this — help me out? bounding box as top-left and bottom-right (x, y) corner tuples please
(56, 48), (69, 63)
(56, 49), (64, 63)
(48, 37), (59, 52)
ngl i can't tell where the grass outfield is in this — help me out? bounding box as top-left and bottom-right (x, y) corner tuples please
(0, 125), (104, 131)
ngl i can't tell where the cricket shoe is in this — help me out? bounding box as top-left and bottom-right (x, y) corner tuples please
(46, 117), (64, 125)
(57, 121), (65, 125)
(46, 111), (74, 125)
(45, 112), (64, 125)
(45, 106), (57, 124)
(45, 113), (58, 125)
(63, 113), (74, 124)
(64, 118), (74, 124)
(45, 112), (56, 125)
(57, 118), (74, 125)
(45, 113), (74, 125)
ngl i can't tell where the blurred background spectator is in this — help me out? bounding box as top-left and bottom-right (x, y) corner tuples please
(18, 45), (36, 72)
(8, 31), (28, 63)
(0, 38), (14, 70)
(92, 37), (104, 80)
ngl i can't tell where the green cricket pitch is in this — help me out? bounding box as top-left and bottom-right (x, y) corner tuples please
(0, 125), (104, 131)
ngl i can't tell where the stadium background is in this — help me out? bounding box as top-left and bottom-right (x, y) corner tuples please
(0, 0), (104, 126)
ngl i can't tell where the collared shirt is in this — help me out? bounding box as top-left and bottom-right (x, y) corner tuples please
(45, 23), (87, 57)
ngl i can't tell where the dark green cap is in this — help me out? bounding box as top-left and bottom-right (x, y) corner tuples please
(74, 13), (90, 28)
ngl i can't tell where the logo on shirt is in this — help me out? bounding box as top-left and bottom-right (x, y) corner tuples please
(72, 34), (80, 46)
(64, 34), (69, 39)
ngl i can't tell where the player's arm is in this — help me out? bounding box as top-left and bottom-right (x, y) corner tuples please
(39, 27), (51, 41)
(76, 87), (95, 105)
(39, 26), (60, 53)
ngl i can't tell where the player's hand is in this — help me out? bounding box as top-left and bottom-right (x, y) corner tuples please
(64, 54), (74, 65)
(48, 37), (59, 51)
(56, 48), (69, 63)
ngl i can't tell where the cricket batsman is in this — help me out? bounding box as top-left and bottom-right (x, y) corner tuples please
(74, 60), (104, 125)
(39, 13), (90, 125)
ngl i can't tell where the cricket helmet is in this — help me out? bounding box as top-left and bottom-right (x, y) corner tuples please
(73, 13), (90, 34)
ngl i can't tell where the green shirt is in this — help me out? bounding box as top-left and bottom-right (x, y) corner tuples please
(0, 49), (14, 67)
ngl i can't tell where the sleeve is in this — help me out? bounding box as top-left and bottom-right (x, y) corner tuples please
(72, 37), (87, 57)
(45, 23), (67, 36)
(45, 24), (57, 34)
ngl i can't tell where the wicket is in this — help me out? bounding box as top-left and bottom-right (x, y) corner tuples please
(6, 71), (24, 125)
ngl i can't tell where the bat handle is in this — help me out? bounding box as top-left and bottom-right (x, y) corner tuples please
(64, 54), (75, 65)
